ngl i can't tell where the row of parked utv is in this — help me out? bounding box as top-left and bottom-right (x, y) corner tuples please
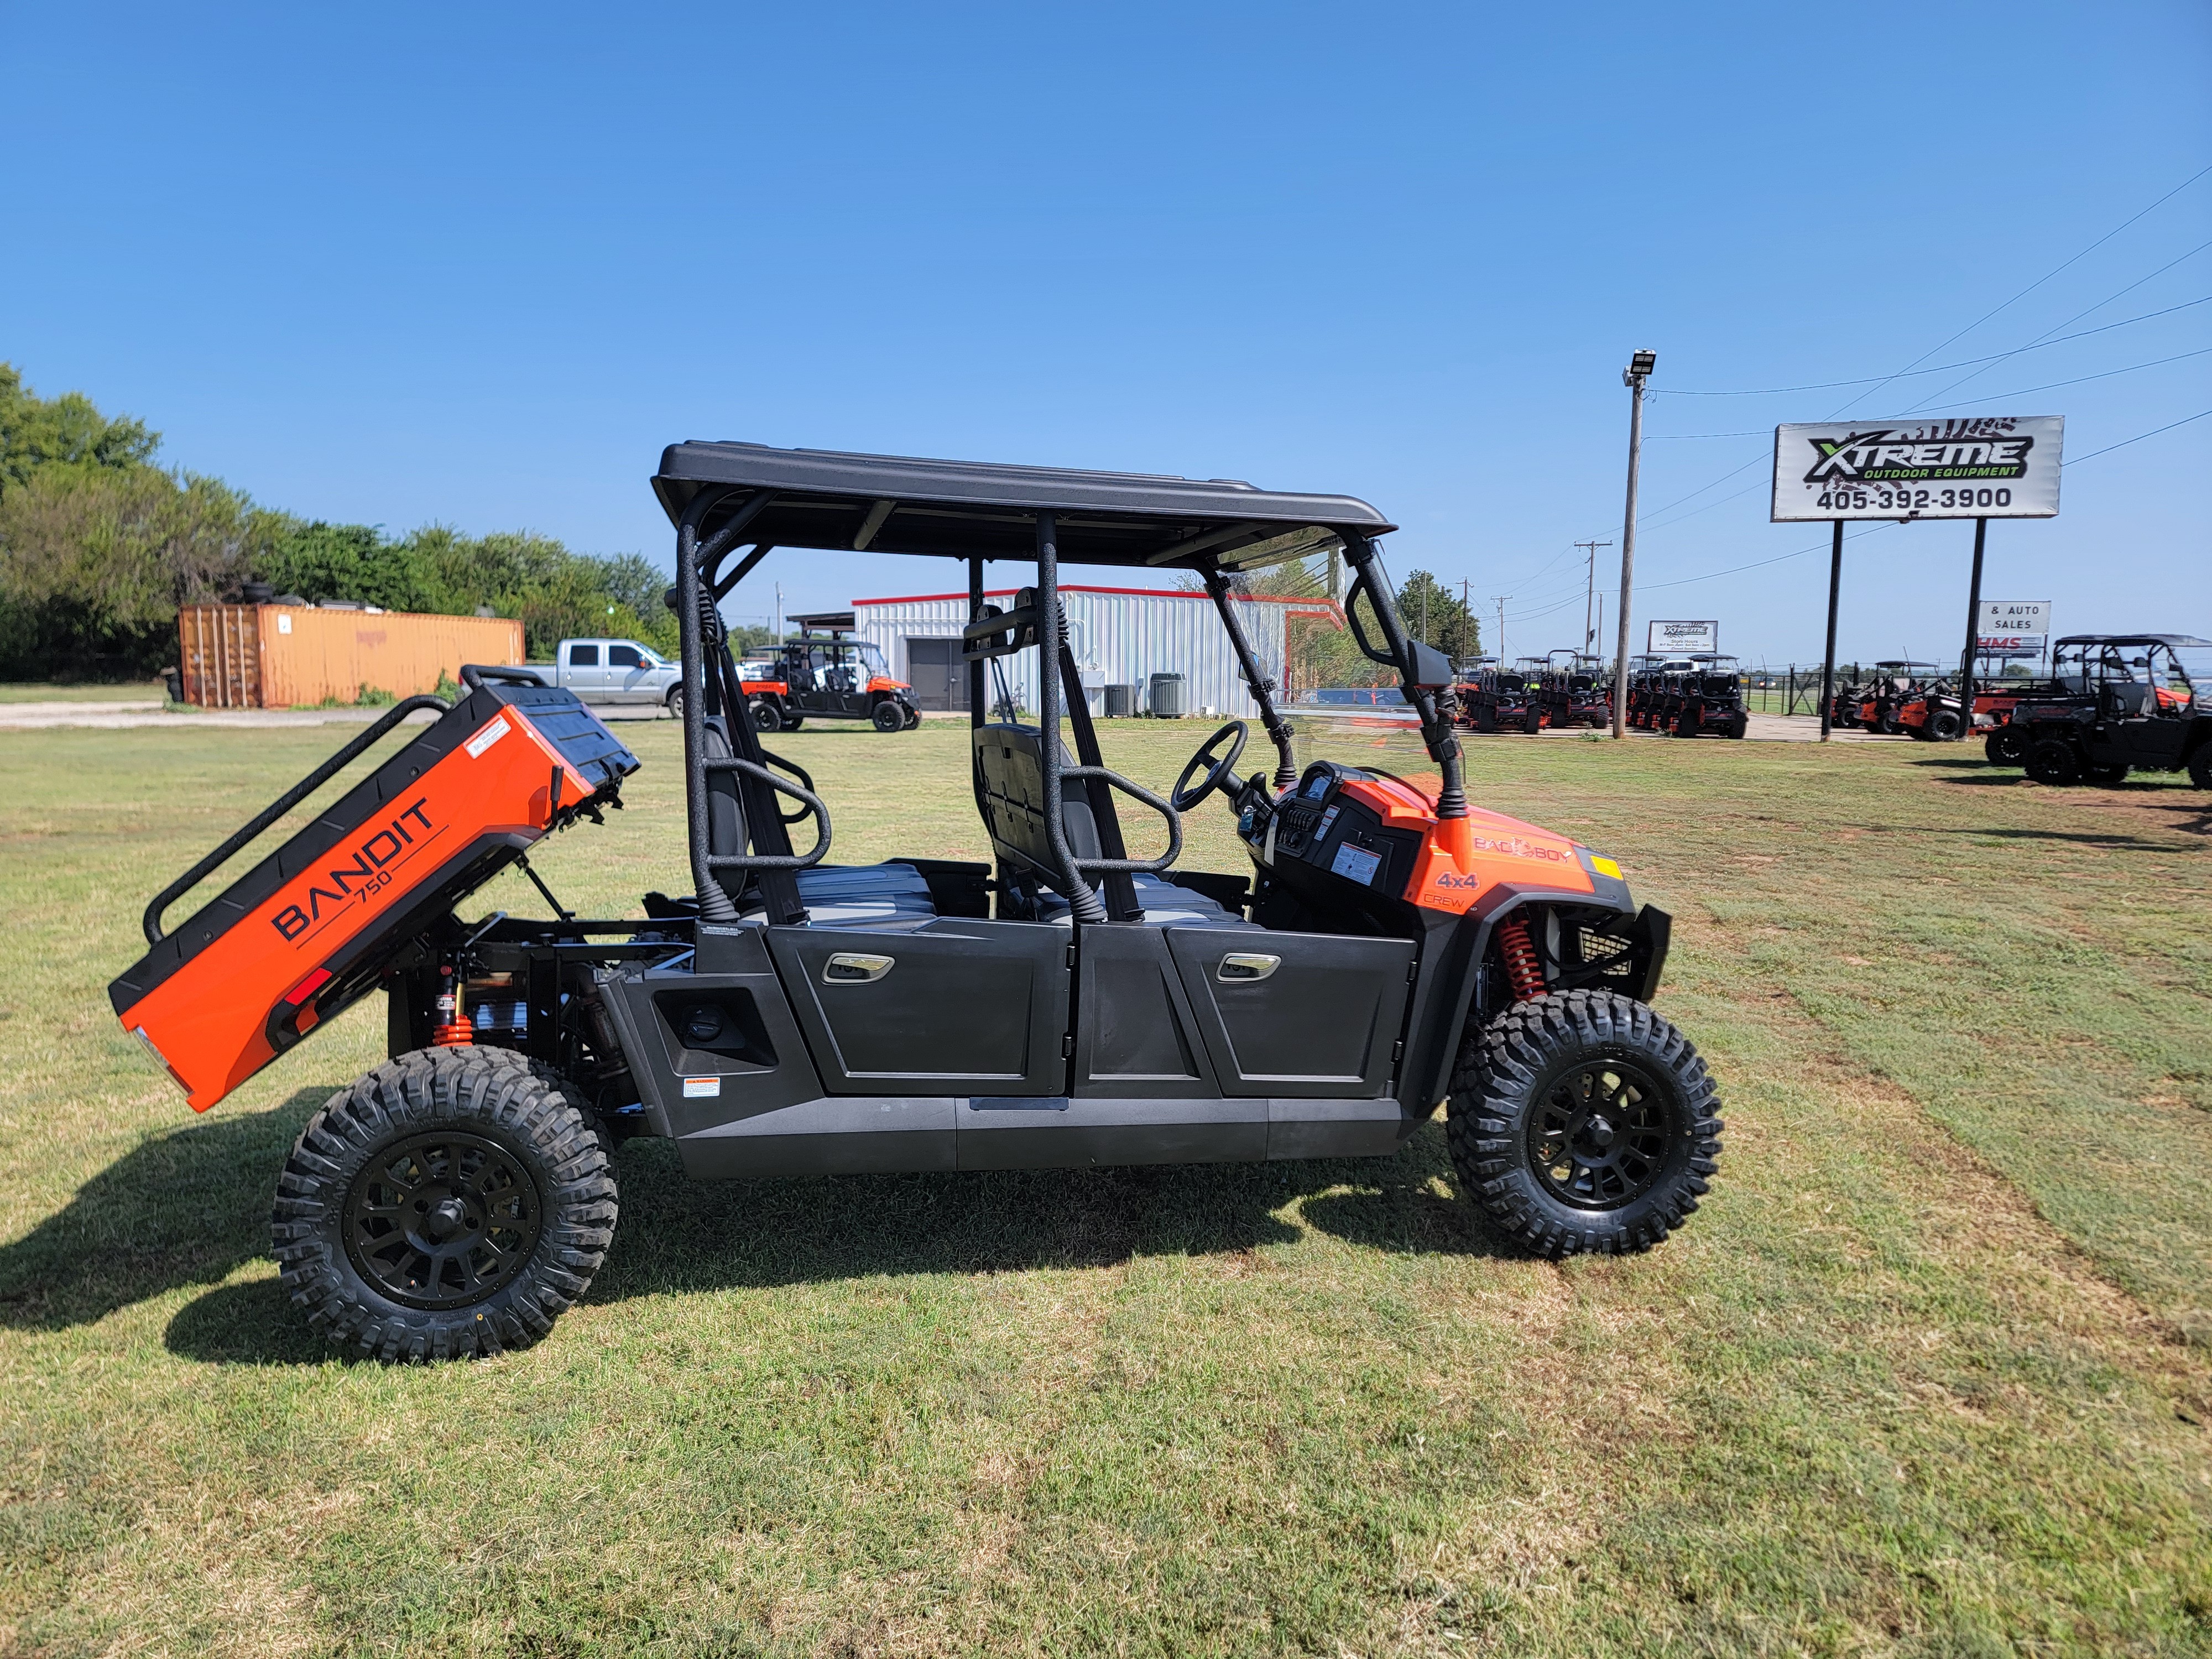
(1446, 651), (1747, 739)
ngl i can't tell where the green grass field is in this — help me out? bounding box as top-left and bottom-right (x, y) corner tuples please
(2, 714), (2208, 1656)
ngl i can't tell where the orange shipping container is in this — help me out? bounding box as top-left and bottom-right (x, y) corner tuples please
(178, 605), (525, 709)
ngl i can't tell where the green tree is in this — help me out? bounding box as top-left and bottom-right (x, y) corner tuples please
(1393, 568), (1479, 661)
(0, 363), (160, 499)
(0, 466), (258, 676)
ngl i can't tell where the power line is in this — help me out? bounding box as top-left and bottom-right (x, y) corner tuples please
(1577, 167), (2212, 576)
(2063, 406), (2212, 467)
(1610, 405), (2212, 598)
(1827, 161), (2212, 418)
(1897, 238), (2212, 412)
(1655, 344), (2212, 439)
(1656, 289), (2212, 396)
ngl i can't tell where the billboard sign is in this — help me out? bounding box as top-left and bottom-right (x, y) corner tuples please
(1648, 619), (1718, 654)
(1771, 416), (2063, 521)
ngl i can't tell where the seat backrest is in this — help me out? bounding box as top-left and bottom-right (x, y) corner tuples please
(973, 723), (1099, 889)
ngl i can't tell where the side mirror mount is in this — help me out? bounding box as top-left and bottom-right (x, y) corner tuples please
(1405, 640), (1454, 693)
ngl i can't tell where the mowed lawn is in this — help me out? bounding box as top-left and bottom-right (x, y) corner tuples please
(1, 710), (2208, 1657)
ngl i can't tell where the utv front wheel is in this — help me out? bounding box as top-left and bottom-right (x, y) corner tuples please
(1985, 727), (2027, 766)
(2027, 739), (2083, 786)
(272, 1047), (617, 1361)
(1447, 991), (1721, 1256)
(872, 700), (905, 732)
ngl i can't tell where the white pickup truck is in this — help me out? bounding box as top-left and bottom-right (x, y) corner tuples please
(510, 639), (685, 712)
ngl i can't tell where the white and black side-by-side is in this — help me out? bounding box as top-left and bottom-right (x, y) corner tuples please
(110, 442), (1723, 1360)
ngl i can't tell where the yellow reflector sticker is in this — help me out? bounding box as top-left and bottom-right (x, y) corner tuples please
(1590, 855), (1624, 880)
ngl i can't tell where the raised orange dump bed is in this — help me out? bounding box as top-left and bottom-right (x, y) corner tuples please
(109, 681), (637, 1110)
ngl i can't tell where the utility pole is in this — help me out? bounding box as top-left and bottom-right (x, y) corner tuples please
(1611, 349), (1656, 739)
(774, 582), (784, 646)
(1575, 540), (1611, 655)
(1459, 578), (1471, 659)
(1493, 596), (1510, 669)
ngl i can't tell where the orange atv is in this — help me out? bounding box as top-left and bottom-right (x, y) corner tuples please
(112, 441), (1721, 1360)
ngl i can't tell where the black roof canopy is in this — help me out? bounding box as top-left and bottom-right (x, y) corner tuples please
(2052, 634), (2212, 649)
(652, 440), (1395, 572)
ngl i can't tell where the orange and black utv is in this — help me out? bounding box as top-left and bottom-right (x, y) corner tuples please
(112, 444), (1722, 1360)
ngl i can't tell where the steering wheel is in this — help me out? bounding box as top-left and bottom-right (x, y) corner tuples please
(1171, 719), (1249, 812)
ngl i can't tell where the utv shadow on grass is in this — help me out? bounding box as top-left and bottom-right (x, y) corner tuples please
(0, 1089), (324, 1334)
(0, 1095), (1506, 1364)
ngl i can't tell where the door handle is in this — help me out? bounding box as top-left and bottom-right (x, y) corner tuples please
(823, 952), (895, 984)
(1217, 952), (1280, 982)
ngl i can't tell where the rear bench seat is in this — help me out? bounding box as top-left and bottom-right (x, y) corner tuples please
(703, 718), (939, 930)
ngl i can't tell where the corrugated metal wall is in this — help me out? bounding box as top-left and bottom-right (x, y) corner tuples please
(175, 606), (525, 707)
(853, 585), (1290, 717)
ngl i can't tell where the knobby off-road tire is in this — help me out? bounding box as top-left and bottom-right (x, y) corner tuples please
(1985, 727), (2028, 766)
(1446, 990), (1722, 1256)
(272, 1046), (617, 1361)
(872, 700), (905, 732)
(2027, 739), (2083, 786)
(749, 698), (784, 733)
(2190, 747), (2212, 791)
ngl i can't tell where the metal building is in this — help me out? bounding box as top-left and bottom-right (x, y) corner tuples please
(851, 583), (1317, 717)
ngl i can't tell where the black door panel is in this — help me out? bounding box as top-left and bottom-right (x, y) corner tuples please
(767, 920), (1068, 1094)
(1073, 925), (1219, 1097)
(1167, 927), (1414, 1098)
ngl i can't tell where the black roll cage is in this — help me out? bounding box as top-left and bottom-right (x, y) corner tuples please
(663, 453), (1466, 923)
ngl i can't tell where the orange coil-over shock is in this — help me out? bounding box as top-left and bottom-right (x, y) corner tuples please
(432, 964), (474, 1047)
(1496, 915), (1546, 1002)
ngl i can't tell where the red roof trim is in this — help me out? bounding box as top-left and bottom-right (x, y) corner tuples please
(849, 584), (1316, 607)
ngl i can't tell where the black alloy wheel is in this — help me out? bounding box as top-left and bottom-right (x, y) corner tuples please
(1926, 707), (1964, 742)
(1985, 727), (2028, 766)
(273, 1046), (616, 1361)
(749, 699), (783, 733)
(1447, 989), (1722, 1256)
(343, 1130), (540, 1310)
(872, 700), (905, 732)
(1525, 1057), (1671, 1208)
(2026, 739), (2084, 787)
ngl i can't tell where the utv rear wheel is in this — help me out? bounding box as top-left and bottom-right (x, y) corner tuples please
(2190, 748), (2212, 790)
(872, 701), (905, 732)
(272, 1046), (617, 1361)
(1985, 727), (2027, 766)
(1926, 707), (1964, 742)
(2027, 739), (2083, 786)
(1446, 990), (1721, 1256)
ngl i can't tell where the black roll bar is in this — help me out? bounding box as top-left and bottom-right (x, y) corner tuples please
(142, 694), (450, 945)
(1342, 536), (1468, 820)
(1060, 767), (1183, 874)
(1032, 512), (1107, 924)
(698, 757), (830, 871)
(1199, 558), (1298, 792)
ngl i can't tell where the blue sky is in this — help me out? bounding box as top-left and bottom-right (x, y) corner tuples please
(5, 1), (2208, 665)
